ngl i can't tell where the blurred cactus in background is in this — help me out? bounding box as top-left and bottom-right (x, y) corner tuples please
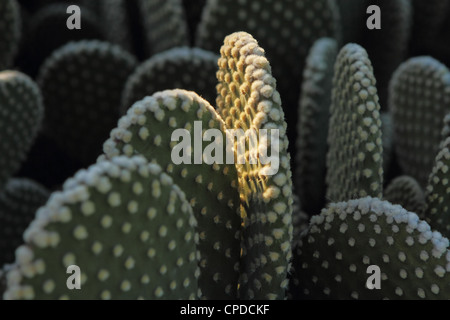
(0, 0), (449, 300)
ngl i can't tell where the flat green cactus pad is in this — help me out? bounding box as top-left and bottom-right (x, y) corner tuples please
(37, 40), (137, 166)
(0, 71), (44, 191)
(216, 32), (294, 300)
(389, 56), (450, 186)
(326, 43), (383, 202)
(103, 89), (242, 299)
(291, 197), (450, 300)
(3, 156), (200, 300)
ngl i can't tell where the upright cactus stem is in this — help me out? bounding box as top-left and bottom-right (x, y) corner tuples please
(216, 32), (294, 300)
(103, 90), (242, 300)
(326, 43), (383, 203)
(291, 197), (450, 300)
(0, 71), (44, 191)
(37, 40), (137, 166)
(0, 0), (21, 70)
(3, 156), (200, 300)
(104, 31), (294, 300)
(390, 56), (450, 187)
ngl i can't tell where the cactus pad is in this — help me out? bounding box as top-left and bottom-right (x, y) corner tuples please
(389, 56), (450, 186)
(0, 71), (44, 191)
(291, 197), (450, 299)
(326, 43), (383, 202)
(103, 89), (242, 299)
(3, 156), (200, 300)
(37, 40), (137, 166)
(216, 32), (294, 299)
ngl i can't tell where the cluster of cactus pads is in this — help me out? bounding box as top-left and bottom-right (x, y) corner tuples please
(0, 0), (449, 300)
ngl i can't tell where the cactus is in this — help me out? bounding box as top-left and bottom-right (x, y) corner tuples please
(196, 0), (341, 153)
(137, 0), (189, 56)
(0, 71), (44, 191)
(4, 1), (450, 301)
(3, 156), (200, 300)
(102, 89), (242, 300)
(295, 38), (337, 216)
(290, 197), (450, 299)
(121, 47), (219, 114)
(0, 178), (49, 266)
(215, 32), (294, 300)
(16, 3), (104, 78)
(103, 31), (294, 299)
(425, 137), (450, 238)
(37, 40), (137, 166)
(0, 0), (21, 70)
(384, 176), (426, 217)
(326, 43), (383, 203)
(389, 56), (450, 187)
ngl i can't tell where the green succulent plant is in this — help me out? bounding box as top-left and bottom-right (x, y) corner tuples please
(37, 40), (138, 166)
(3, 156), (200, 300)
(326, 43), (383, 203)
(103, 31), (293, 300)
(290, 197), (450, 300)
(389, 56), (450, 187)
(0, 0), (21, 70)
(103, 89), (242, 300)
(0, 71), (44, 191)
(3, 0), (450, 302)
